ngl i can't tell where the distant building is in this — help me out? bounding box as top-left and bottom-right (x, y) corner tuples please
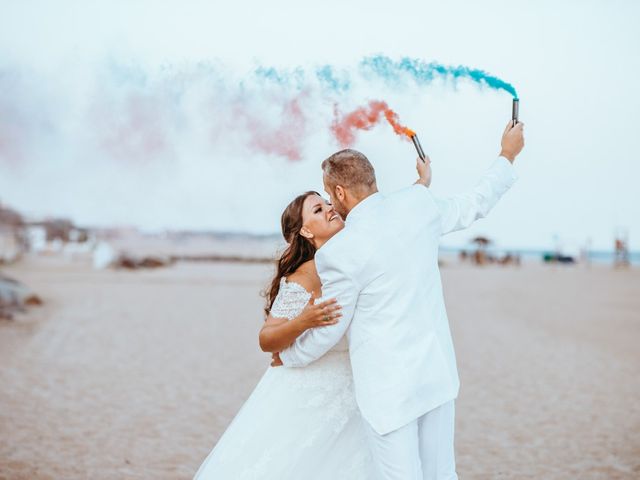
(0, 203), (27, 264)
(0, 226), (23, 263)
(22, 219), (90, 254)
(0, 202), (91, 260)
(25, 225), (48, 252)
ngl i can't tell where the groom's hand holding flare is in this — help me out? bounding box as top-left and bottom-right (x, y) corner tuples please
(500, 120), (525, 163)
(415, 154), (432, 187)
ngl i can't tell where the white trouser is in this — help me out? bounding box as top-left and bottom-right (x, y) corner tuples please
(364, 400), (458, 480)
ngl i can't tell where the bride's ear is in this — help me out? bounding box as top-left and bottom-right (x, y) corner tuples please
(299, 226), (314, 240)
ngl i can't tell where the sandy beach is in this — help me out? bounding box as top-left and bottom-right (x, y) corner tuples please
(1, 255), (639, 479)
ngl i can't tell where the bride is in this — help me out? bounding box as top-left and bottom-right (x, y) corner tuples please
(193, 189), (376, 479)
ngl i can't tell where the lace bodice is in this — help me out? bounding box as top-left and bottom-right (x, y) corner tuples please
(270, 277), (312, 319)
(270, 277), (348, 352)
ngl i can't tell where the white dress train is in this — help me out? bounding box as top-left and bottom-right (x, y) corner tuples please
(193, 277), (375, 479)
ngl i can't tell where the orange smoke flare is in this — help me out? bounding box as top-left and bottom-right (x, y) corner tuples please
(331, 100), (415, 148)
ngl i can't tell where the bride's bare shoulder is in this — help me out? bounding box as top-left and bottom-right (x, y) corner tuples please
(287, 260), (320, 293)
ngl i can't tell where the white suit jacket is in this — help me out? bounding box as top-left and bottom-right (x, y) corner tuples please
(280, 156), (518, 435)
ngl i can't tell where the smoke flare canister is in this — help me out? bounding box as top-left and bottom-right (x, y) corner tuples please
(410, 133), (426, 163)
(512, 98), (519, 126)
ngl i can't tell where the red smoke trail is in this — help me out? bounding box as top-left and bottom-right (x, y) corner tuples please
(92, 92), (170, 162)
(331, 100), (415, 148)
(235, 94), (308, 161)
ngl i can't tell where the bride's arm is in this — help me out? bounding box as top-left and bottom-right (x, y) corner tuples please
(259, 298), (341, 353)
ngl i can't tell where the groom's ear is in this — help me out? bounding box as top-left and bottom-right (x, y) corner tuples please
(334, 185), (346, 201)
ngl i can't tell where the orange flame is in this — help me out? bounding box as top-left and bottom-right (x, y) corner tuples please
(331, 100), (415, 148)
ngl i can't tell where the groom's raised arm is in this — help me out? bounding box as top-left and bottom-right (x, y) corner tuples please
(426, 120), (524, 235)
(433, 156), (518, 235)
(279, 248), (359, 367)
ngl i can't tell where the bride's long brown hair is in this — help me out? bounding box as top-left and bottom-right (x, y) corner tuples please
(264, 191), (319, 316)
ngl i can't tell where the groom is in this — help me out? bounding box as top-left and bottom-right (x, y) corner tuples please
(278, 120), (525, 480)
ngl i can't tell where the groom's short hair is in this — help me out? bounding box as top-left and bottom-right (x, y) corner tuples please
(321, 149), (376, 193)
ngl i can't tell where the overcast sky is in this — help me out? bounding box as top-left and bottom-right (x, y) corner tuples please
(1, 0), (639, 252)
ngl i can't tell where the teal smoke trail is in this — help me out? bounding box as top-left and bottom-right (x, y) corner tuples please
(253, 65), (351, 93)
(361, 55), (518, 99)
(253, 56), (517, 98)
(254, 66), (306, 89)
(315, 65), (351, 92)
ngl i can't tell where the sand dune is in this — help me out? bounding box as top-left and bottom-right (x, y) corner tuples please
(0, 256), (638, 479)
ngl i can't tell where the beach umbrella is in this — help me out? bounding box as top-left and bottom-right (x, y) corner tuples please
(471, 236), (492, 247)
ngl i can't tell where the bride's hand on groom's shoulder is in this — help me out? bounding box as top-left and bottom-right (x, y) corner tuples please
(295, 295), (342, 331)
(271, 352), (283, 367)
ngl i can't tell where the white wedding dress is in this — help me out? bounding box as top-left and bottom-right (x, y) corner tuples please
(193, 277), (375, 479)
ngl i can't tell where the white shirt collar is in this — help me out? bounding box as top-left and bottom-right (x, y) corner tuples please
(345, 192), (383, 225)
